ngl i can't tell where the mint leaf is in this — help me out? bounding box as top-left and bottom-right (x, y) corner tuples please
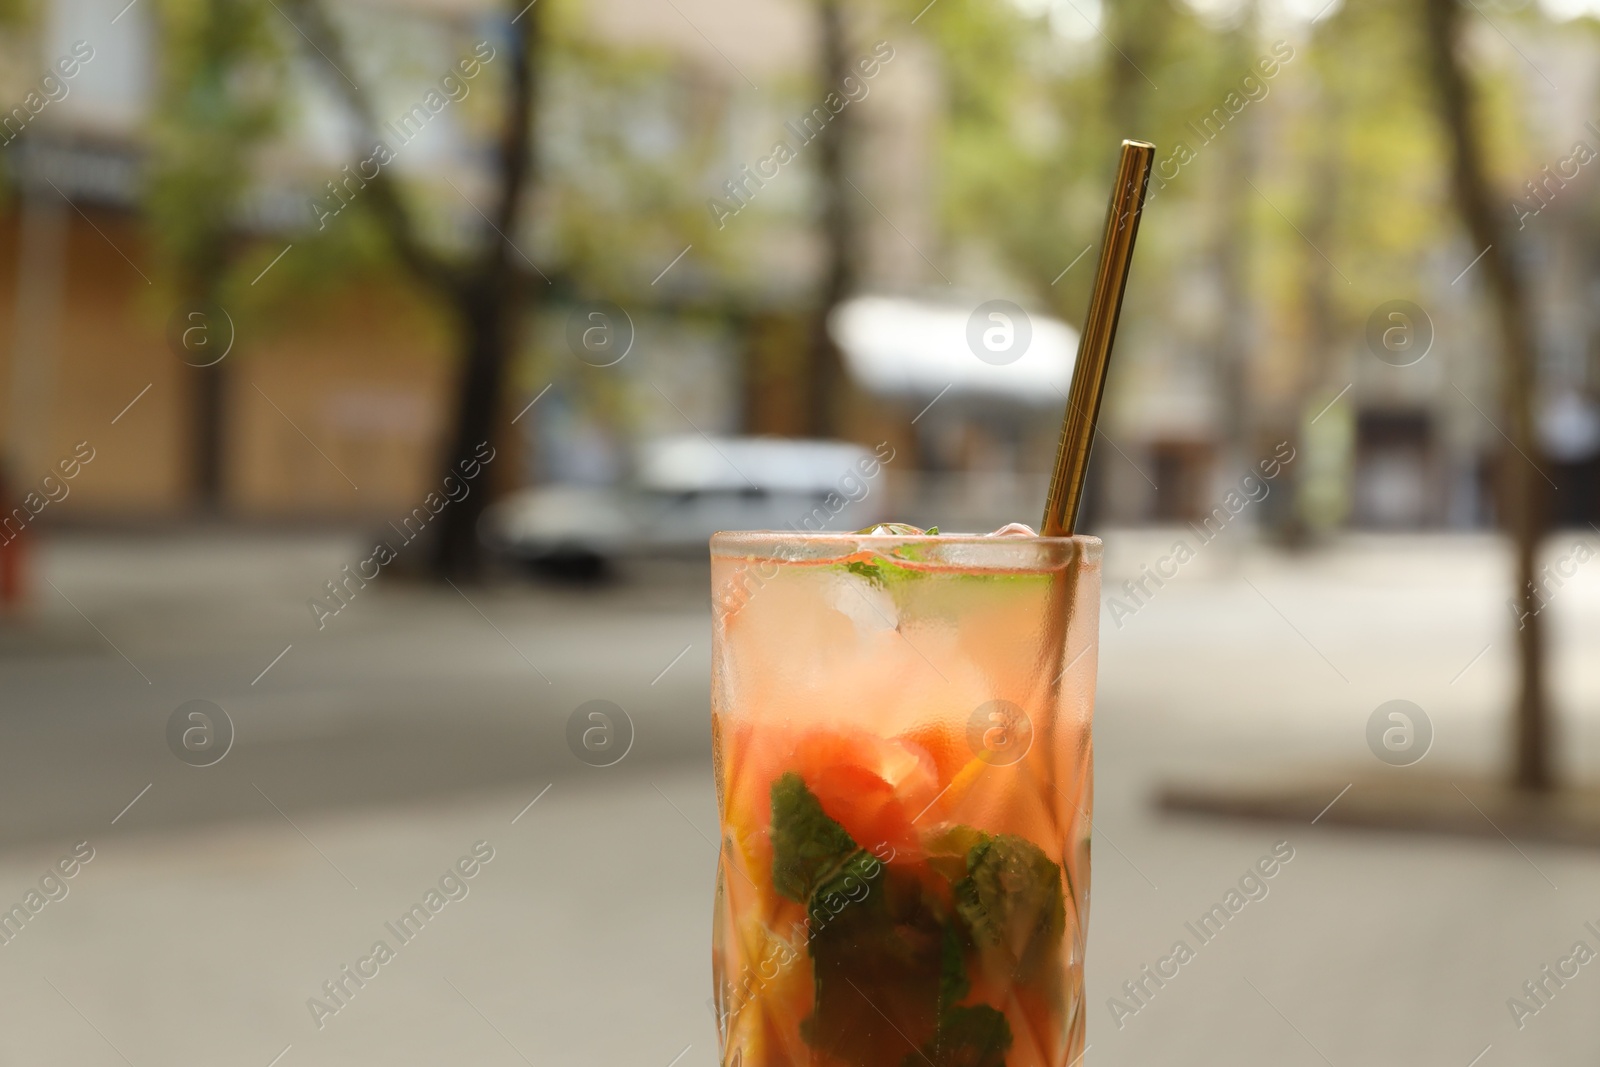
(812, 848), (885, 919)
(807, 864), (946, 1067)
(770, 772), (861, 903)
(905, 1005), (1012, 1067)
(953, 833), (1065, 989)
(938, 920), (969, 1009)
(841, 556), (927, 589)
(769, 776), (947, 1066)
(846, 560), (886, 588)
(770, 781), (1027, 1067)
(925, 824), (991, 883)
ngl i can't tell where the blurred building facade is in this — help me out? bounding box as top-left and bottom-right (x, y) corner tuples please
(0, 0), (955, 521)
(0, 0), (472, 517)
(1094, 17), (1600, 534)
(2, 0), (1598, 531)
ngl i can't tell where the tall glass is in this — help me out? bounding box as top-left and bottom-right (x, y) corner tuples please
(709, 531), (1099, 1067)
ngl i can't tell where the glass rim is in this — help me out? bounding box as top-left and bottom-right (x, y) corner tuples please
(710, 530), (1102, 566)
(711, 530), (1101, 546)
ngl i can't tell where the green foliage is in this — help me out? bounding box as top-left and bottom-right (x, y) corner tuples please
(0, 0), (39, 30)
(538, 24), (740, 296)
(144, 0), (286, 290)
(131, 0), (1593, 455)
(910, 0), (1111, 316)
(893, 0), (1587, 476)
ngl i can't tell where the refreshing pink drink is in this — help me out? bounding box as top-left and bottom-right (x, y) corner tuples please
(710, 531), (1099, 1067)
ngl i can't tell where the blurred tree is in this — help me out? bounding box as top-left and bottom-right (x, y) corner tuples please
(1421, 0), (1550, 791)
(1266, 0), (1453, 539)
(803, 0), (859, 438)
(912, 0), (1111, 319)
(1255, 7), (1348, 546)
(537, 43), (728, 296)
(1207, 0), (1258, 486)
(285, 0), (544, 578)
(913, 0), (1262, 511)
(1275, 67), (1338, 548)
(1102, 0), (1167, 147)
(146, 0), (284, 510)
(911, 0), (1288, 316)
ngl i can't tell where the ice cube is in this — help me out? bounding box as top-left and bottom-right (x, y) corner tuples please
(826, 565), (899, 635)
(855, 522), (929, 536)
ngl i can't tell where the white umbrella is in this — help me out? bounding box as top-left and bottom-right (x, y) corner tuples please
(829, 295), (1078, 406)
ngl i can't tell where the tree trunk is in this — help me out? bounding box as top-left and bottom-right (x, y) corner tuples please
(184, 244), (231, 513)
(192, 363), (227, 510)
(425, 0), (544, 579)
(1212, 4), (1258, 508)
(429, 284), (516, 578)
(1278, 67), (1341, 549)
(1422, 0), (1551, 791)
(285, 0), (543, 578)
(803, 0), (858, 439)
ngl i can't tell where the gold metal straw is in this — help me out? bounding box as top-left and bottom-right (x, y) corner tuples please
(1041, 140), (1156, 536)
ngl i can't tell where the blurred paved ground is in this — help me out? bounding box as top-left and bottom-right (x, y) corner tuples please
(1, 528), (1598, 1066)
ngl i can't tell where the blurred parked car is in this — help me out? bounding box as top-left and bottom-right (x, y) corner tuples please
(486, 435), (894, 577)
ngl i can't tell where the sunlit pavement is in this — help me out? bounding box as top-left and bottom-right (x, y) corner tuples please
(1, 529), (1598, 1065)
